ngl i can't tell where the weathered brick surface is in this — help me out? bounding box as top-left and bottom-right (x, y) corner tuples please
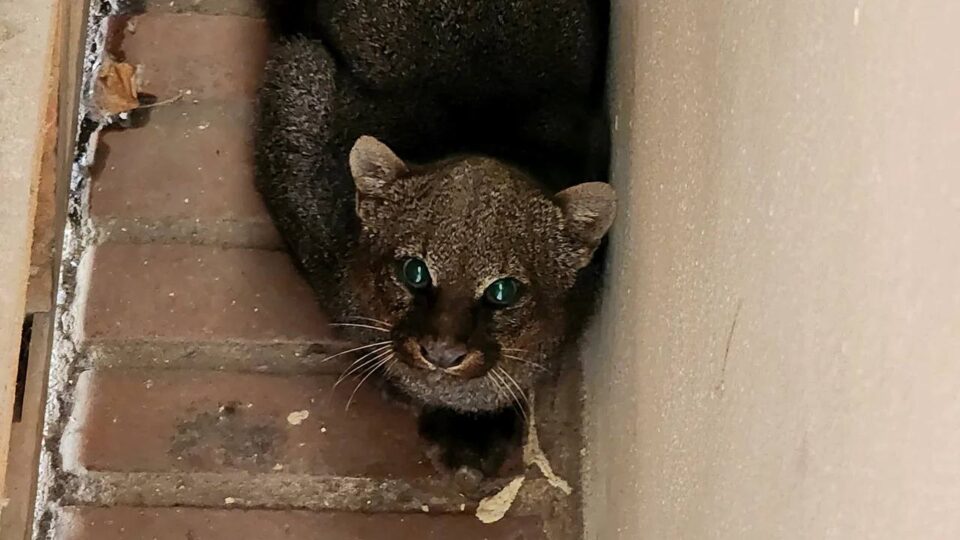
(96, 12), (278, 248)
(67, 369), (435, 478)
(91, 103), (274, 230)
(83, 243), (330, 343)
(57, 507), (546, 540)
(121, 14), (268, 100)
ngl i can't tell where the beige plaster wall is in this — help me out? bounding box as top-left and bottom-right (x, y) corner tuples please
(0, 0), (57, 505)
(584, 1), (960, 538)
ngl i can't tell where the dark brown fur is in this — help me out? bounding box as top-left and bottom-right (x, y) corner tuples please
(255, 1), (614, 415)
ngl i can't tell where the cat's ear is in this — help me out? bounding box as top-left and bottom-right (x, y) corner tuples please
(555, 182), (617, 263)
(349, 136), (408, 198)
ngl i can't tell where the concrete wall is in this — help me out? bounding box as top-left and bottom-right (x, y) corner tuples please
(584, 1), (960, 538)
(0, 0), (58, 507)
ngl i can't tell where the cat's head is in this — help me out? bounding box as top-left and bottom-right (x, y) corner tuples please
(343, 136), (615, 411)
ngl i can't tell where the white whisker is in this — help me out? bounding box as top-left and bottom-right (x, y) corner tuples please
(332, 345), (390, 386)
(329, 323), (391, 333)
(498, 367), (530, 411)
(342, 316), (393, 329)
(320, 340), (392, 364)
(490, 367), (527, 420)
(335, 347), (393, 388)
(503, 354), (549, 373)
(486, 372), (507, 403)
(345, 353), (394, 410)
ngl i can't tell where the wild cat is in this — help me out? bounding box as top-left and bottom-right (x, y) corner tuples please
(256, 0), (613, 474)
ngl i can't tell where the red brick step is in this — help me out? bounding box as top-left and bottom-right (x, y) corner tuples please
(58, 506), (546, 540)
(91, 103), (280, 248)
(120, 14), (268, 101)
(64, 369), (432, 478)
(83, 243), (330, 345)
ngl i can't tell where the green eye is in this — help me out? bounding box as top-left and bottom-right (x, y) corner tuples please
(400, 257), (431, 289)
(484, 278), (521, 307)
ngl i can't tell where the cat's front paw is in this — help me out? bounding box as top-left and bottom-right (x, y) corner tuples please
(454, 465), (485, 494)
(418, 405), (522, 485)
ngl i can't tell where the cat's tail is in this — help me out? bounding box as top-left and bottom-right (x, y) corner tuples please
(259, 0), (321, 37)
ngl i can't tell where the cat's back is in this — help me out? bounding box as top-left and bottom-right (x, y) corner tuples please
(311, 0), (606, 100)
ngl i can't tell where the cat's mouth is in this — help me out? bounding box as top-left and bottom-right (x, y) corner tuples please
(385, 352), (518, 412)
(399, 338), (489, 379)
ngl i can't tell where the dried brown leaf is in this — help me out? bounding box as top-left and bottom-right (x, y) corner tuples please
(94, 57), (140, 116)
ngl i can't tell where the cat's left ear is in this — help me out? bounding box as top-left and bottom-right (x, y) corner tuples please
(555, 182), (617, 265)
(349, 135), (408, 198)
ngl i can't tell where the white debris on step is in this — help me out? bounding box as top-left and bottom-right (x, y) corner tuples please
(286, 410), (310, 426)
(473, 391), (574, 523)
(475, 476), (525, 524)
(523, 392), (573, 495)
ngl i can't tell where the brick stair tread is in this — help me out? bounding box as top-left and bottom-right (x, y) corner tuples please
(91, 103), (280, 247)
(83, 243), (331, 344)
(95, 13), (280, 249)
(119, 13), (268, 100)
(58, 506), (546, 540)
(64, 369), (435, 478)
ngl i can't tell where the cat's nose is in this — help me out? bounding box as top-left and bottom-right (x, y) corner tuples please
(418, 338), (468, 369)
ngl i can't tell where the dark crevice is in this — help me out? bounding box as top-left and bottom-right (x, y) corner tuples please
(13, 314), (34, 423)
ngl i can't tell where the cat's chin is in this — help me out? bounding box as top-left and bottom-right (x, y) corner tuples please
(385, 362), (518, 412)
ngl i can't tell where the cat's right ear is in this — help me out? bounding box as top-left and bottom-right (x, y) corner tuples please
(555, 182), (617, 267)
(349, 136), (408, 199)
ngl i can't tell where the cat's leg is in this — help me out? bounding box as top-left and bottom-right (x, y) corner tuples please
(418, 406), (523, 487)
(256, 37), (452, 289)
(255, 37), (356, 287)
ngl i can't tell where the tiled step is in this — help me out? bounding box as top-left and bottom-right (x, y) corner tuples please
(92, 103), (280, 248)
(58, 506), (546, 540)
(96, 12), (277, 249)
(83, 243), (330, 340)
(81, 243), (340, 369)
(63, 369), (433, 477)
(120, 14), (267, 101)
(58, 367), (553, 520)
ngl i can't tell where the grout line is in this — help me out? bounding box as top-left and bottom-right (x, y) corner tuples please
(82, 339), (349, 374)
(64, 471), (561, 516)
(92, 217), (284, 250)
